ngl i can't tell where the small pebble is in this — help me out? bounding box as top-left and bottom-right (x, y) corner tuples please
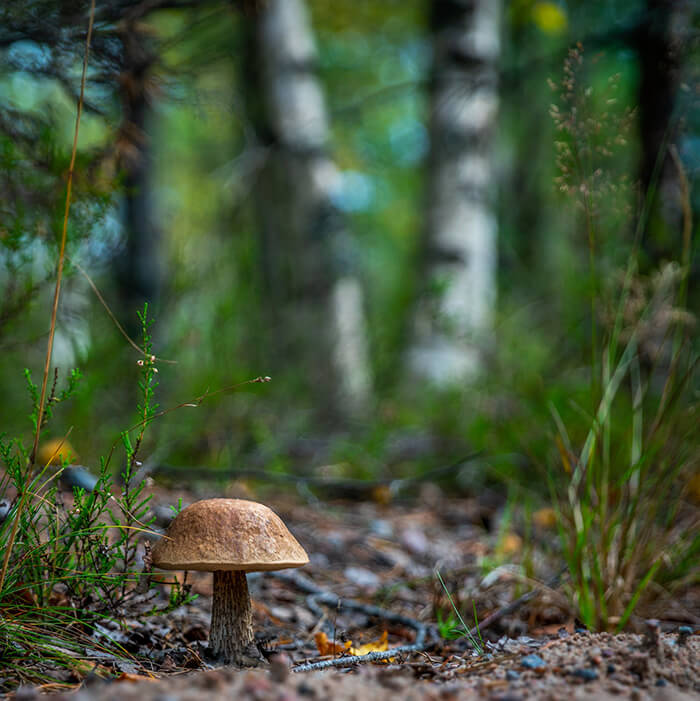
(61, 466), (99, 492)
(655, 679), (667, 687)
(343, 566), (382, 591)
(606, 664), (616, 675)
(0, 499), (11, 523)
(370, 519), (393, 538)
(506, 669), (520, 681)
(520, 654), (546, 670)
(572, 668), (599, 682)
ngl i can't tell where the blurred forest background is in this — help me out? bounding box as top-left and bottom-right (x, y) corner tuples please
(0, 0), (698, 500)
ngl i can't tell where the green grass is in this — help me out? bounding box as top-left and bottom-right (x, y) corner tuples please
(434, 569), (484, 653)
(0, 308), (193, 692)
(544, 46), (699, 631)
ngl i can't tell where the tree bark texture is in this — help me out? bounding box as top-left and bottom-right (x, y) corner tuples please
(245, 0), (372, 422)
(407, 0), (502, 385)
(209, 570), (254, 665)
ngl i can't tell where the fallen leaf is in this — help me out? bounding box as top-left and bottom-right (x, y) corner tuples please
(38, 438), (77, 466)
(498, 532), (522, 556)
(347, 630), (389, 656)
(371, 485), (392, 505)
(533, 507), (557, 529)
(314, 631), (349, 656)
(314, 630), (390, 657)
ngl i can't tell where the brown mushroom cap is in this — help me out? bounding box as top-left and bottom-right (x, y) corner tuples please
(151, 498), (309, 572)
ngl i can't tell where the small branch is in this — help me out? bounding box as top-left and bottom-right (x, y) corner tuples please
(292, 642), (425, 673)
(67, 257), (176, 364)
(273, 568), (566, 673)
(270, 571), (428, 673)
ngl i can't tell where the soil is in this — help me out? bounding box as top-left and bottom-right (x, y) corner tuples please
(8, 482), (700, 700)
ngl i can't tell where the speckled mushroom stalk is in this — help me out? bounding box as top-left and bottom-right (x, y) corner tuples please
(151, 498), (309, 667)
(209, 570), (254, 663)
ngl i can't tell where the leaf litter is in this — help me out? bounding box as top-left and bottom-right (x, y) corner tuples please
(3, 482), (699, 699)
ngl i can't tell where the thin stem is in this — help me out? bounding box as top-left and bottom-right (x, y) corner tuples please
(0, 0), (96, 599)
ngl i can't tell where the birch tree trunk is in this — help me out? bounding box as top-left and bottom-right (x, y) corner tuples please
(245, 0), (372, 421)
(407, 0), (501, 385)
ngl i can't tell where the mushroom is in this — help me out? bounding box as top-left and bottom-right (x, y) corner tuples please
(151, 498), (308, 665)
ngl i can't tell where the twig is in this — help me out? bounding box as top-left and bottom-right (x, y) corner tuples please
(270, 571), (428, 673)
(67, 257), (176, 364)
(292, 642), (424, 673)
(29, 0), (95, 467)
(100, 376), (272, 473)
(273, 568), (566, 673)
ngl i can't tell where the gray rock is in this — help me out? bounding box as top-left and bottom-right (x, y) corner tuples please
(520, 654), (546, 670)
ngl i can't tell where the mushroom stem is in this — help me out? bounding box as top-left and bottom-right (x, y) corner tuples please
(209, 570), (254, 664)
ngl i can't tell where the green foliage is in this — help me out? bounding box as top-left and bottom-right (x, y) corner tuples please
(434, 570), (483, 653)
(543, 49), (698, 631)
(0, 311), (190, 692)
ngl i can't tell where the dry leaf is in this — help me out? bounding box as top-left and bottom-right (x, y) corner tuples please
(533, 507), (557, 529)
(314, 630), (389, 657)
(347, 630), (389, 656)
(498, 532), (522, 556)
(314, 631), (349, 656)
(37, 438), (77, 466)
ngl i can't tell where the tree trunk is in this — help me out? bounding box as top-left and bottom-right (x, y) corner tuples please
(406, 0), (501, 385)
(115, 25), (162, 332)
(244, 0), (372, 422)
(637, 0), (690, 265)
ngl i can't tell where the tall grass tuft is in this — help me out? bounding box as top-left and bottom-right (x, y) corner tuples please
(546, 45), (698, 631)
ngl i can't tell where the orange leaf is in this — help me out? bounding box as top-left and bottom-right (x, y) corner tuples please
(347, 630), (389, 656)
(533, 507), (557, 529)
(38, 438), (77, 466)
(314, 631), (349, 656)
(498, 532), (522, 556)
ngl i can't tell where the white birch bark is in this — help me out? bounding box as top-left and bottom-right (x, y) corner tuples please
(252, 0), (372, 419)
(407, 0), (502, 385)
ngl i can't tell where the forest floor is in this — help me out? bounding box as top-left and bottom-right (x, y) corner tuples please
(10, 481), (700, 700)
